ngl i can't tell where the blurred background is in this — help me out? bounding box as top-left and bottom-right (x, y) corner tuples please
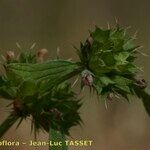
(0, 0), (150, 150)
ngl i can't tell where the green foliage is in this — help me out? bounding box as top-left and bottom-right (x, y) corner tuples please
(0, 74), (82, 138)
(133, 86), (150, 116)
(50, 128), (68, 150)
(77, 25), (150, 115)
(0, 25), (150, 148)
(77, 25), (140, 97)
(29, 83), (82, 136)
(0, 50), (82, 140)
(7, 60), (81, 93)
(0, 115), (19, 138)
(19, 52), (37, 63)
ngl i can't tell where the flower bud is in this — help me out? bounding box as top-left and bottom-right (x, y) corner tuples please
(86, 36), (93, 47)
(81, 70), (93, 86)
(107, 93), (114, 101)
(5, 51), (15, 60)
(50, 108), (62, 120)
(12, 100), (23, 115)
(37, 48), (48, 57)
(37, 48), (48, 62)
(136, 78), (147, 89)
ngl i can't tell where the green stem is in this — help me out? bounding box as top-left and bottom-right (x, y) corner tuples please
(133, 86), (150, 116)
(49, 128), (68, 150)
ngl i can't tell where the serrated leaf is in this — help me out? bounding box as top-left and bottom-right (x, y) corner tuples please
(8, 60), (80, 79)
(7, 60), (81, 92)
(0, 115), (19, 138)
(91, 27), (110, 43)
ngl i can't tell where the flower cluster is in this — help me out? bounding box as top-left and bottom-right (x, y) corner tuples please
(0, 25), (150, 142)
(77, 25), (148, 103)
(0, 48), (82, 138)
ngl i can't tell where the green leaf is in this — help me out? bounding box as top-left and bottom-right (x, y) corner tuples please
(101, 52), (115, 66)
(133, 86), (150, 116)
(91, 27), (110, 43)
(123, 39), (136, 51)
(114, 52), (130, 65)
(0, 77), (17, 99)
(113, 76), (132, 93)
(0, 115), (19, 138)
(7, 60), (81, 92)
(117, 63), (138, 75)
(22, 83), (82, 136)
(7, 60), (80, 80)
(110, 26), (125, 40)
(99, 76), (114, 86)
(0, 86), (17, 99)
(19, 52), (36, 63)
(92, 76), (103, 94)
(18, 80), (37, 96)
(113, 76), (132, 85)
(115, 84), (130, 93)
(49, 128), (68, 150)
(0, 76), (6, 86)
